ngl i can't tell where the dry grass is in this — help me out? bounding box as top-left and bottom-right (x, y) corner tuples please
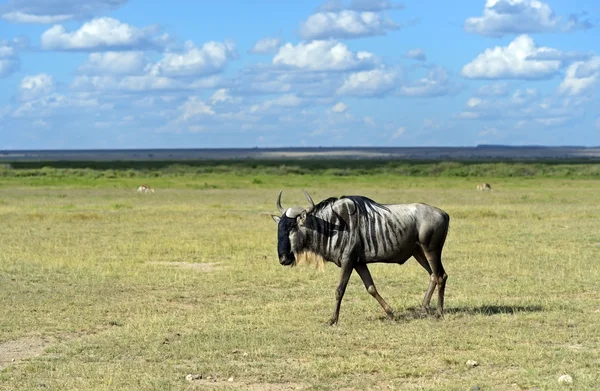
(0, 178), (599, 390)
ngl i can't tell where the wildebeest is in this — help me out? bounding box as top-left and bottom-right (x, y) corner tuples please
(476, 183), (492, 191)
(271, 190), (450, 325)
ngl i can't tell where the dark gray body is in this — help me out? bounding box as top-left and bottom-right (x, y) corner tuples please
(273, 192), (450, 325)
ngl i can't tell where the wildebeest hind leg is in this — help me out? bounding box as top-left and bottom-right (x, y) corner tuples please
(354, 263), (394, 319)
(413, 247), (436, 314)
(424, 249), (447, 318)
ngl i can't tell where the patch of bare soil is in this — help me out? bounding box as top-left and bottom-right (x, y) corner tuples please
(186, 377), (306, 390)
(149, 261), (222, 272)
(0, 336), (53, 370)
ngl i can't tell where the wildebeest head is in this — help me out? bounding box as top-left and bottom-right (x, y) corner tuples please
(271, 190), (315, 266)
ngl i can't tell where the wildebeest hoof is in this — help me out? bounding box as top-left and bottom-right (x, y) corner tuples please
(324, 319), (338, 326)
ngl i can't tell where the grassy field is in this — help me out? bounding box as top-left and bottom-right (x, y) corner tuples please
(1, 162), (599, 390)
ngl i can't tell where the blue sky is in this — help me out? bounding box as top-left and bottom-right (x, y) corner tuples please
(0, 0), (599, 149)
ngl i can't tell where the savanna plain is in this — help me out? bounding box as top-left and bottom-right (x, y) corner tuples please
(0, 161), (599, 391)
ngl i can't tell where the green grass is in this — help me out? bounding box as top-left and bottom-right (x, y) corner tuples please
(1, 164), (599, 390)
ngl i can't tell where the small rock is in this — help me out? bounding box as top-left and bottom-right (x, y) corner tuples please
(471, 386), (481, 391)
(185, 374), (202, 382)
(228, 377), (234, 382)
(558, 374), (573, 385)
(466, 359), (479, 368)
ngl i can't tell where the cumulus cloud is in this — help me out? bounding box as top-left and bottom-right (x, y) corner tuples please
(319, 0), (404, 12)
(273, 40), (375, 72)
(248, 37), (282, 54)
(405, 48), (426, 61)
(300, 10), (399, 40)
(337, 68), (397, 96)
(1, 0), (127, 24)
(331, 102), (348, 112)
(251, 94), (306, 113)
(180, 97), (215, 121)
(463, 0), (590, 37)
(20, 73), (54, 100)
(399, 66), (459, 97)
(77, 52), (147, 75)
(461, 35), (562, 79)
(12, 92), (110, 118)
(210, 89), (239, 104)
(476, 82), (510, 96)
(71, 74), (221, 92)
(0, 42), (20, 78)
(41, 17), (168, 51)
(558, 56), (600, 96)
(563, 12), (594, 32)
(149, 40), (236, 77)
(457, 87), (586, 129)
(391, 126), (405, 139)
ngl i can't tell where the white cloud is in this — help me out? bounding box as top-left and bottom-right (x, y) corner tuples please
(319, 0), (404, 12)
(12, 93), (110, 118)
(0, 41), (20, 78)
(476, 82), (510, 96)
(149, 40), (236, 77)
(391, 126), (405, 139)
(0, 58), (19, 78)
(273, 40), (375, 72)
(406, 48), (426, 61)
(2, 12), (72, 24)
(71, 74), (221, 92)
(464, 0), (559, 37)
(467, 97), (482, 108)
(510, 88), (538, 104)
(1, 0), (127, 24)
(461, 35), (561, 79)
(251, 94), (306, 113)
(180, 97), (214, 121)
(399, 66), (458, 97)
(563, 12), (594, 32)
(558, 56), (600, 96)
(210, 89), (240, 104)
(20, 73), (54, 100)
(248, 37), (282, 54)
(300, 10), (399, 40)
(535, 116), (570, 127)
(337, 68), (397, 96)
(77, 51), (147, 75)
(331, 102), (347, 112)
(457, 88), (586, 129)
(41, 17), (166, 51)
(363, 116), (376, 127)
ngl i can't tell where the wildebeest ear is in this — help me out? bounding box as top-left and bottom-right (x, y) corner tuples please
(271, 215), (280, 223)
(298, 210), (307, 226)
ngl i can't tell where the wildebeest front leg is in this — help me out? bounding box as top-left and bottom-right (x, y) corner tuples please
(327, 263), (353, 326)
(354, 263), (394, 319)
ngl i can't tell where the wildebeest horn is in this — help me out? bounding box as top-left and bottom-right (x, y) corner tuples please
(277, 190), (285, 214)
(303, 190), (315, 213)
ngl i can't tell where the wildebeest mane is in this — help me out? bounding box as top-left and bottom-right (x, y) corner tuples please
(310, 197), (340, 215)
(341, 195), (390, 216)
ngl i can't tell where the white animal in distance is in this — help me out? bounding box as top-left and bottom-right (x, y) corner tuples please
(137, 184), (155, 194)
